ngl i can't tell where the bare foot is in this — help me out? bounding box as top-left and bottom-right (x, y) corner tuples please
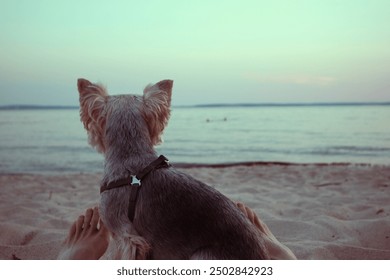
(236, 202), (297, 260)
(57, 207), (110, 260)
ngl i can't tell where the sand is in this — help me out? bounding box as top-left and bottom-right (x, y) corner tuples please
(0, 163), (389, 260)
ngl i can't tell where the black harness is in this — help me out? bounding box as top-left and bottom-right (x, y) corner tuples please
(100, 155), (170, 222)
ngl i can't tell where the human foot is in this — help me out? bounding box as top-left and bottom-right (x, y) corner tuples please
(58, 207), (110, 260)
(236, 202), (297, 260)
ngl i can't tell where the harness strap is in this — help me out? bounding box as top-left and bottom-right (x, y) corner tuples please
(100, 155), (170, 222)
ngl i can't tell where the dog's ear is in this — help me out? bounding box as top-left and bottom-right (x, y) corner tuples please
(142, 80), (173, 145)
(77, 78), (108, 153)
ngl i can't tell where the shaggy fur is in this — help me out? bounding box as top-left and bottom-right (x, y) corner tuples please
(77, 78), (270, 259)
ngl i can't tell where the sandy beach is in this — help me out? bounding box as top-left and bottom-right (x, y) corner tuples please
(0, 163), (389, 260)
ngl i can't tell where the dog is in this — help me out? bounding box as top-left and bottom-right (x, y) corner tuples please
(77, 78), (269, 259)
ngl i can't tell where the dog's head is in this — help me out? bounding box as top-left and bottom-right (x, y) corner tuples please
(77, 78), (173, 153)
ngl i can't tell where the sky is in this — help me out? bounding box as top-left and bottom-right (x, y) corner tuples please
(0, 0), (389, 106)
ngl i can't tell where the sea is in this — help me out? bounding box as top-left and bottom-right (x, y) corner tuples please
(0, 104), (389, 174)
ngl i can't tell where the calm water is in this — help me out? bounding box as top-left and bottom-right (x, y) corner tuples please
(0, 105), (389, 173)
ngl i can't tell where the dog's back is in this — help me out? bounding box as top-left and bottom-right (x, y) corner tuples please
(134, 168), (269, 259)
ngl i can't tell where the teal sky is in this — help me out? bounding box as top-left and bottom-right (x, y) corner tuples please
(1, 0), (389, 106)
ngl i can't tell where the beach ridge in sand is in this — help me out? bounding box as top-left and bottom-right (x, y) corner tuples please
(0, 163), (389, 260)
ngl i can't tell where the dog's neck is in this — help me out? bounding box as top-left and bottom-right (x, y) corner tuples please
(103, 149), (158, 186)
(102, 130), (158, 185)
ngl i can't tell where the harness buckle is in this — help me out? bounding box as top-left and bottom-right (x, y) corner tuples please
(130, 175), (141, 186)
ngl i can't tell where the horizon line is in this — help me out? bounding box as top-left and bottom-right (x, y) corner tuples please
(1, 102), (390, 110)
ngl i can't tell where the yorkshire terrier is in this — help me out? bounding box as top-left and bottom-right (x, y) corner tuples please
(77, 78), (269, 259)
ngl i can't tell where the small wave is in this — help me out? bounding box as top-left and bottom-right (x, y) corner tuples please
(306, 146), (390, 157)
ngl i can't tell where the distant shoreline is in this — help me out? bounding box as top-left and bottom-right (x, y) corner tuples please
(0, 105), (79, 110)
(191, 102), (390, 108)
(1, 102), (390, 110)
